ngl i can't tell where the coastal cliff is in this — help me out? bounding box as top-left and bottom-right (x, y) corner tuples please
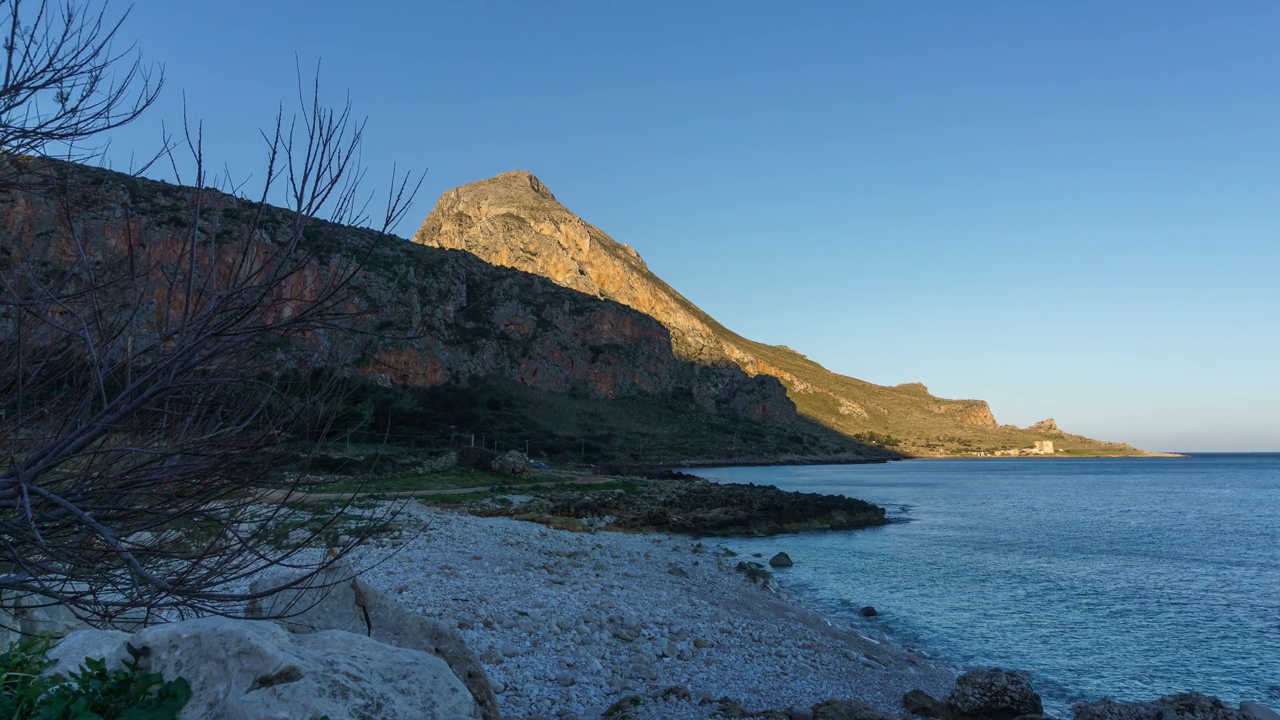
(0, 160), (885, 463)
(414, 171), (1148, 457)
(2, 160), (1154, 460)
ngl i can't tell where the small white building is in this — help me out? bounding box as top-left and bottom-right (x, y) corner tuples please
(1033, 440), (1055, 454)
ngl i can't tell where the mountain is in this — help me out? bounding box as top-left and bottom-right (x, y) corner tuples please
(1, 159), (884, 465)
(414, 170), (1151, 457)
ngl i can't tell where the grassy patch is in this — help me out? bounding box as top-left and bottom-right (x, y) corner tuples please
(427, 476), (648, 505)
(1056, 447), (1146, 457)
(298, 467), (567, 495)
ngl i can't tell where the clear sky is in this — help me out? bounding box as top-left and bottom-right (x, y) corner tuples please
(101, 1), (1279, 452)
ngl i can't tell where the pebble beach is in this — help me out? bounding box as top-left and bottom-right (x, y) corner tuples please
(351, 501), (957, 720)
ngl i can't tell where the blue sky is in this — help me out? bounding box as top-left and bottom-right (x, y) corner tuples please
(103, 1), (1279, 451)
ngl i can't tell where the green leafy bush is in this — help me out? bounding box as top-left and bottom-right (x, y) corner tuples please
(0, 637), (191, 720)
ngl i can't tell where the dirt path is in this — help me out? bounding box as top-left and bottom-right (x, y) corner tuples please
(254, 471), (619, 503)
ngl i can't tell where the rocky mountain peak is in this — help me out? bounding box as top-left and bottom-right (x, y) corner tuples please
(1029, 418), (1060, 433)
(474, 169), (557, 202)
(414, 170), (718, 353)
(413, 172), (1146, 457)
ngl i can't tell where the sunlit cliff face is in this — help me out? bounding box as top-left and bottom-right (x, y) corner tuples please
(2, 161), (794, 423)
(412, 170), (1032, 455)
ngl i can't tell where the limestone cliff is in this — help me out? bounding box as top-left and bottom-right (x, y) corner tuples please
(2, 161), (862, 463)
(414, 171), (1143, 457)
(1028, 419), (1060, 433)
(4, 160), (1142, 460)
(415, 171), (727, 364)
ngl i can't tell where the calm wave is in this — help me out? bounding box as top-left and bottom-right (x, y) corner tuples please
(693, 455), (1280, 717)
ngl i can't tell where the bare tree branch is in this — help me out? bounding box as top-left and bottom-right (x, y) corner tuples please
(0, 2), (425, 625)
(0, 0), (162, 164)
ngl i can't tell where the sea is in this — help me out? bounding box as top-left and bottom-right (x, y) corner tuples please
(692, 454), (1280, 717)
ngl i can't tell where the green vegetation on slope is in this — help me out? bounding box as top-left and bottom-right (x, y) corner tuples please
(279, 376), (891, 474)
(729, 340), (1149, 456)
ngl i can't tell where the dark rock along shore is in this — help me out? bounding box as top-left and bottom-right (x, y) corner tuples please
(901, 669), (1278, 720)
(478, 475), (886, 536)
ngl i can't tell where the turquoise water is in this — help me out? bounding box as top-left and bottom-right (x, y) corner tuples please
(694, 455), (1280, 716)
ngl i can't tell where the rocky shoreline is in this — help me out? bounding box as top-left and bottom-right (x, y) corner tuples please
(22, 498), (1280, 720)
(459, 473), (887, 537)
(349, 502), (1280, 720)
(358, 502), (955, 719)
(326, 502), (1280, 720)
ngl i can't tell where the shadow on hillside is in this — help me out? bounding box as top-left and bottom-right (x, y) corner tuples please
(280, 377), (898, 475)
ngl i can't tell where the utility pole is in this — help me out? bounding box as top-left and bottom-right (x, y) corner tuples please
(470, 433), (475, 447)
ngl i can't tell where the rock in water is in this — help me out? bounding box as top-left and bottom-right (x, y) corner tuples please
(858, 606), (878, 618)
(245, 563), (499, 720)
(770, 552), (794, 567)
(49, 618), (479, 720)
(1241, 702), (1280, 720)
(944, 668), (1043, 720)
(735, 560), (774, 586)
(1071, 693), (1248, 720)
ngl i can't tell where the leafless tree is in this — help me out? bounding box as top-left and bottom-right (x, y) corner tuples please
(1, 0), (161, 163)
(0, 4), (424, 625)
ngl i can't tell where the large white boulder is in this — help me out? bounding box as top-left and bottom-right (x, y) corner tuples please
(45, 629), (131, 677)
(1, 590), (93, 641)
(245, 563), (499, 720)
(0, 601), (15, 647)
(51, 617), (480, 720)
